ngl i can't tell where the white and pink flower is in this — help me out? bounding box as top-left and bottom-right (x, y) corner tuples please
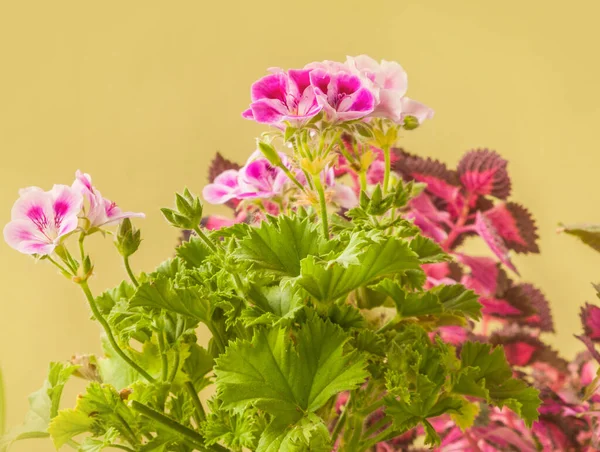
(72, 171), (144, 231)
(3, 185), (83, 255)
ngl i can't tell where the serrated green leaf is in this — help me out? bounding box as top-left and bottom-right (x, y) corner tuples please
(409, 235), (449, 264)
(130, 275), (211, 324)
(257, 413), (331, 452)
(296, 236), (420, 303)
(78, 428), (119, 452)
(176, 237), (211, 268)
(235, 215), (329, 276)
(453, 341), (541, 426)
(48, 409), (95, 449)
(373, 280), (442, 318)
(431, 284), (482, 320)
(214, 317), (368, 420)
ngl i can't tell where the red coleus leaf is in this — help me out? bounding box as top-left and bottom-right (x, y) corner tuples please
(515, 284), (554, 333)
(208, 152), (241, 182)
(456, 254), (507, 297)
(392, 148), (463, 207)
(474, 211), (518, 274)
(484, 202), (540, 254)
(457, 149), (511, 199)
(580, 302), (600, 342)
(490, 332), (568, 371)
(207, 152), (242, 210)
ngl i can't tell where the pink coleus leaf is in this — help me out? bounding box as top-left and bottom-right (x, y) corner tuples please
(490, 332), (568, 371)
(484, 202), (540, 254)
(456, 254), (504, 297)
(580, 303), (600, 342)
(457, 149), (511, 199)
(515, 284), (554, 333)
(392, 148), (463, 210)
(474, 211), (518, 274)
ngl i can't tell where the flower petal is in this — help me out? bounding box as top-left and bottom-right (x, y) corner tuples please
(3, 219), (55, 255)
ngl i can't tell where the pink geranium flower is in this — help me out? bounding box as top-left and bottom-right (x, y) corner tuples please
(309, 69), (376, 122)
(346, 55), (434, 124)
(3, 185), (83, 255)
(242, 69), (322, 126)
(202, 169), (241, 205)
(72, 171), (144, 231)
(203, 151), (291, 205)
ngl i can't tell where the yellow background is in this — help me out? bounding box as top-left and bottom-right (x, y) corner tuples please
(1, 1), (599, 450)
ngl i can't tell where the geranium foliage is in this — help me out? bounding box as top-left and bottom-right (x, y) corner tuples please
(1, 56), (548, 452)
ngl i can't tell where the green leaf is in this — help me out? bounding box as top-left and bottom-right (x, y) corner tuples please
(48, 409), (95, 449)
(409, 235), (449, 264)
(95, 280), (136, 315)
(1, 362), (77, 451)
(183, 344), (214, 391)
(560, 223), (600, 253)
(203, 402), (261, 450)
(242, 282), (305, 326)
(373, 280), (442, 318)
(176, 237), (211, 268)
(296, 236), (420, 303)
(49, 383), (140, 449)
(257, 413), (331, 452)
(214, 316), (368, 420)
(431, 284), (482, 320)
(130, 275), (211, 324)
(235, 215), (329, 276)
(453, 342), (541, 426)
(78, 428), (119, 452)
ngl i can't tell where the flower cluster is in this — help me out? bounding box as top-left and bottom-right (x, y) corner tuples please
(242, 55), (433, 127)
(3, 171), (143, 257)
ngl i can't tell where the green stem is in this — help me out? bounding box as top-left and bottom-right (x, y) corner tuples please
(193, 226), (218, 253)
(359, 171), (367, 192)
(131, 401), (215, 451)
(185, 381), (207, 424)
(157, 329), (169, 381)
(123, 256), (139, 287)
(78, 232), (86, 261)
(346, 413), (363, 451)
(331, 394), (350, 444)
(79, 281), (155, 383)
(45, 255), (73, 277)
(359, 398), (385, 416)
(312, 175), (329, 240)
(362, 415), (390, 439)
(382, 144), (391, 194)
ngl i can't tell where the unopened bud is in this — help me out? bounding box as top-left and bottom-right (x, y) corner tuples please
(115, 218), (142, 257)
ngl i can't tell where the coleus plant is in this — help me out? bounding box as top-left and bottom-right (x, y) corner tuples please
(0, 56), (542, 452)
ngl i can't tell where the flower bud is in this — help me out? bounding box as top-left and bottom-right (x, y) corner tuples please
(161, 188), (204, 230)
(403, 115), (420, 130)
(115, 218), (142, 258)
(258, 141), (283, 167)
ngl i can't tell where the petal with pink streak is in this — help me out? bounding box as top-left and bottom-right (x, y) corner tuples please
(202, 184), (238, 205)
(248, 99), (288, 124)
(10, 186), (53, 222)
(214, 169), (240, 188)
(50, 184), (83, 225)
(3, 219), (55, 255)
(250, 73), (287, 102)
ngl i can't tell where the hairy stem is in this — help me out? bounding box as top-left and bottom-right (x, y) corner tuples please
(185, 381), (207, 424)
(123, 256), (139, 287)
(382, 144), (391, 194)
(79, 281), (155, 383)
(131, 401), (227, 452)
(157, 329), (169, 381)
(331, 393), (350, 444)
(312, 175), (329, 240)
(193, 226), (218, 253)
